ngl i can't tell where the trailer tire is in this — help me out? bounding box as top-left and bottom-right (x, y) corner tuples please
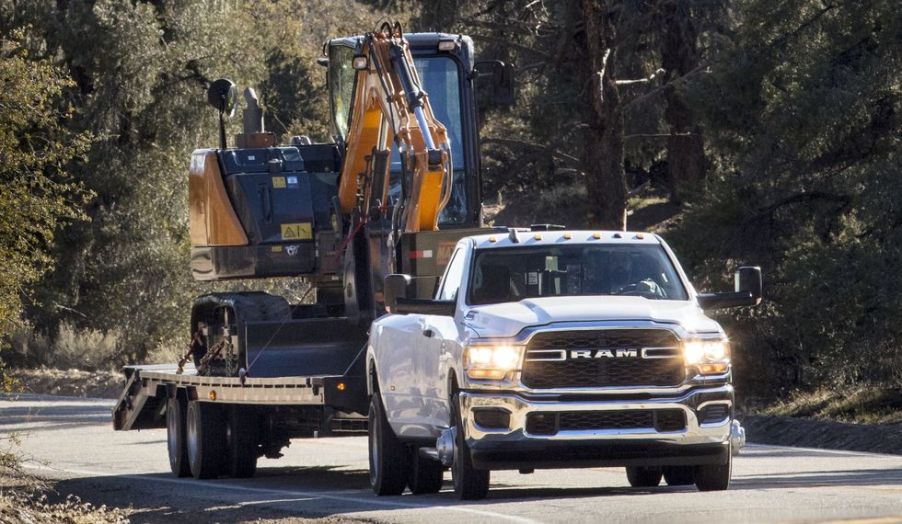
(166, 396), (191, 477)
(663, 466), (696, 486)
(368, 392), (408, 495)
(626, 466), (662, 487)
(450, 392), (490, 500)
(407, 449), (443, 494)
(186, 400), (226, 479)
(226, 406), (258, 478)
(695, 445), (732, 491)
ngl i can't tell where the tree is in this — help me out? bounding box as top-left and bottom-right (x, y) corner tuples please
(0, 28), (88, 334)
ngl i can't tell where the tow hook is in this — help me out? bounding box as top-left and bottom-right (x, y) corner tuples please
(436, 427), (456, 466)
(730, 420), (746, 455)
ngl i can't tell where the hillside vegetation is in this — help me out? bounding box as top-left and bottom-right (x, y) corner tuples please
(0, 0), (899, 402)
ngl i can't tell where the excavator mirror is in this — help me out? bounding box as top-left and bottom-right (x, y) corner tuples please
(207, 78), (237, 116)
(474, 60), (515, 109)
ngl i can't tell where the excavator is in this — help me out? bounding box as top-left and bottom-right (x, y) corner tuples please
(112, 23), (512, 479)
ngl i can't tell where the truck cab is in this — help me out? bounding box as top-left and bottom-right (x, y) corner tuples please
(367, 228), (761, 499)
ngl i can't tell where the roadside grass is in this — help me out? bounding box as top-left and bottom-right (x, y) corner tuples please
(763, 386), (902, 424)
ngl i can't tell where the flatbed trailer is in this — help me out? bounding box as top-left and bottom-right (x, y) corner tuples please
(113, 352), (368, 479)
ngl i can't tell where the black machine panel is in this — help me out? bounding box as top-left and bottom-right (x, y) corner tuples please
(192, 145), (341, 280)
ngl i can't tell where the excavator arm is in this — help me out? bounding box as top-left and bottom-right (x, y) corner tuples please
(337, 22), (453, 233)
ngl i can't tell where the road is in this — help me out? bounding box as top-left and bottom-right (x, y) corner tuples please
(4, 394), (902, 523)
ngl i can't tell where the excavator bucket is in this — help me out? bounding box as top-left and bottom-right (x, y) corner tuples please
(241, 318), (367, 379)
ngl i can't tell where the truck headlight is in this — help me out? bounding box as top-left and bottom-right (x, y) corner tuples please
(683, 339), (730, 375)
(464, 345), (523, 380)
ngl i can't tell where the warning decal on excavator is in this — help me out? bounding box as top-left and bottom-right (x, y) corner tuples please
(272, 176), (287, 189)
(281, 223), (312, 240)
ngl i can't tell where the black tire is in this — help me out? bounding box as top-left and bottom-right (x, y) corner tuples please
(407, 449), (444, 494)
(369, 392), (409, 495)
(626, 466), (662, 487)
(695, 446), (732, 491)
(166, 396), (191, 477)
(663, 466), (696, 486)
(186, 400), (226, 479)
(226, 406), (258, 478)
(450, 392), (490, 500)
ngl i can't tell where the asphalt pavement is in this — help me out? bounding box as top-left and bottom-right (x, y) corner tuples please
(3, 394), (902, 523)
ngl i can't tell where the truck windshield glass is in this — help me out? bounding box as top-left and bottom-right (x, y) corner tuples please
(468, 244), (688, 305)
(389, 56), (467, 225)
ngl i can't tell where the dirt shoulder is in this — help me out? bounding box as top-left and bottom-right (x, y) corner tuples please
(7, 368), (123, 399)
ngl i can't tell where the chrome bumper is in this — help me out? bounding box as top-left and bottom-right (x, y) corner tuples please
(460, 385), (734, 452)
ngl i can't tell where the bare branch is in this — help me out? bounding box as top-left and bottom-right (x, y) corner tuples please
(616, 68), (666, 86)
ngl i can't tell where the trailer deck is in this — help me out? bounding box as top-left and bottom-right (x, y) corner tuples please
(112, 363), (366, 431)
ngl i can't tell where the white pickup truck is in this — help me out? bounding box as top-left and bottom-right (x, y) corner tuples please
(366, 228), (760, 499)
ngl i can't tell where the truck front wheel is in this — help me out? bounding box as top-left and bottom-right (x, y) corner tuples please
(369, 392), (409, 495)
(450, 392), (490, 500)
(407, 449), (444, 494)
(626, 466), (662, 487)
(166, 396), (190, 477)
(186, 400), (226, 479)
(695, 445), (732, 491)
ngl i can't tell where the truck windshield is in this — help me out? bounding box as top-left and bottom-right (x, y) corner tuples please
(468, 244), (688, 305)
(389, 56), (467, 225)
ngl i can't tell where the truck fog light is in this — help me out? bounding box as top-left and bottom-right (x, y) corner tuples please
(473, 408), (510, 429)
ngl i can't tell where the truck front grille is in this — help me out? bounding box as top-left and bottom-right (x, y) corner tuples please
(526, 409), (687, 435)
(521, 329), (684, 389)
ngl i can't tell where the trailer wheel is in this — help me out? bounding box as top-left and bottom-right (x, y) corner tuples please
(695, 444), (732, 491)
(450, 392), (490, 500)
(663, 466), (695, 486)
(166, 396), (191, 477)
(226, 406), (258, 478)
(368, 392), (408, 495)
(407, 449), (443, 494)
(186, 400), (226, 479)
(626, 466), (662, 487)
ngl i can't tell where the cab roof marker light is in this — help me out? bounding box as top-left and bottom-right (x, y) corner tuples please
(438, 39), (458, 52)
(533, 233), (543, 240)
(592, 232), (602, 239)
(613, 232), (622, 239)
(635, 233), (645, 239)
(563, 232), (572, 240)
(488, 236), (497, 243)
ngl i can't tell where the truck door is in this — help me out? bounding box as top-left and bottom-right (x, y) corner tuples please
(417, 247), (466, 434)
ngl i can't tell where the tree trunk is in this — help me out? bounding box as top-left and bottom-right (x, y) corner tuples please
(582, 0), (627, 230)
(660, 0), (705, 203)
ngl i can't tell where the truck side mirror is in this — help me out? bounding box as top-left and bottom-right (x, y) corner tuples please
(697, 266), (763, 310)
(735, 266), (762, 306)
(384, 274), (412, 311)
(474, 60), (514, 109)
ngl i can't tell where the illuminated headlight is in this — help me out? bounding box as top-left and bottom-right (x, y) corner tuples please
(464, 345), (523, 380)
(683, 339), (730, 375)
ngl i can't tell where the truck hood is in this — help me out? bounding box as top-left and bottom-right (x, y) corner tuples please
(463, 296), (722, 339)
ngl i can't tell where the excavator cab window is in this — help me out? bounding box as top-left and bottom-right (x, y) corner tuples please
(387, 56), (468, 225)
(329, 45), (356, 143)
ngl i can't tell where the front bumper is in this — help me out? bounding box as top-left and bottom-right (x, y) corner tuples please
(460, 385), (733, 470)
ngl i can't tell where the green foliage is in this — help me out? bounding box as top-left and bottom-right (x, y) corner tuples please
(0, 29), (89, 336)
(669, 0), (902, 392)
